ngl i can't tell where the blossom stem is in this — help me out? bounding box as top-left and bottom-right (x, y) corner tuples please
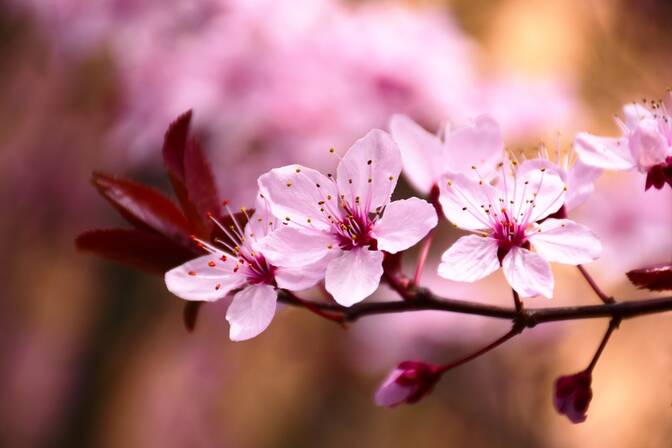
(282, 290), (346, 326)
(577, 265), (614, 304)
(435, 324), (523, 374)
(413, 228), (435, 285)
(586, 317), (621, 373)
(512, 289), (523, 312)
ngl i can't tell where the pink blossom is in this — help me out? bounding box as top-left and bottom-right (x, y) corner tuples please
(574, 93), (672, 190)
(553, 370), (593, 424)
(389, 114), (504, 194)
(437, 160), (602, 298)
(256, 130), (437, 306)
(374, 361), (441, 407)
(164, 198), (322, 341)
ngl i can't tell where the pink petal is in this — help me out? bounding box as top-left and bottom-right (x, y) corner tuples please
(254, 226), (338, 268)
(389, 114), (445, 194)
(565, 161), (601, 211)
(274, 264), (326, 291)
(528, 219), (602, 265)
(226, 284), (278, 341)
(574, 133), (635, 170)
(336, 129), (402, 212)
(438, 172), (497, 231)
(258, 164), (340, 232)
(165, 254), (246, 302)
(325, 248), (384, 306)
(374, 368), (415, 407)
(373, 198), (438, 254)
(437, 235), (500, 282)
(622, 103), (653, 129)
(501, 246), (553, 298)
(442, 115), (503, 176)
(629, 119), (669, 169)
(513, 160), (566, 223)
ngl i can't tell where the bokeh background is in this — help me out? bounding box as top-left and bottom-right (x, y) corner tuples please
(1, 0), (672, 446)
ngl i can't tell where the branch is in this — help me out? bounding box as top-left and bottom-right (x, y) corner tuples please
(277, 287), (672, 327)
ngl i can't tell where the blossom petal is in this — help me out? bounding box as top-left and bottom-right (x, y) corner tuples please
(226, 284), (277, 341)
(374, 368), (416, 407)
(253, 226), (339, 268)
(528, 219), (602, 265)
(275, 264), (326, 291)
(565, 161), (602, 211)
(438, 172), (498, 231)
(336, 129), (402, 212)
(373, 198), (438, 254)
(442, 115), (503, 176)
(622, 103), (653, 129)
(437, 235), (500, 282)
(165, 254), (246, 302)
(513, 160), (566, 223)
(502, 247), (553, 298)
(574, 133), (635, 170)
(629, 119), (669, 169)
(258, 164), (341, 231)
(325, 248), (384, 306)
(389, 114), (445, 194)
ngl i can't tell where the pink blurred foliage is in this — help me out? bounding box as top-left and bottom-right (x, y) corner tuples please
(14, 0), (580, 205)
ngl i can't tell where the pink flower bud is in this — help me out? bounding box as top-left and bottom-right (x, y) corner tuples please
(374, 361), (441, 407)
(553, 370), (593, 423)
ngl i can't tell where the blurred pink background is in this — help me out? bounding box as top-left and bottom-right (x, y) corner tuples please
(1, 0), (672, 446)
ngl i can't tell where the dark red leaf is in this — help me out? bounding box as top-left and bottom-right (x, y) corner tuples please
(627, 263), (672, 291)
(91, 172), (192, 246)
(162, 110), (192, 182)
(76, 229), (197, 274)
(184, 138), (221, 223)
(183, 301), (204, 332)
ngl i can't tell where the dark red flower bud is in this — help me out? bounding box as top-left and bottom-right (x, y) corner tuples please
(374, 361), (441, 407)
(553, 370), (592, 423)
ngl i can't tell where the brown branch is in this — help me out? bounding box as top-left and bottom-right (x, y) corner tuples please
(277, 287), (672, 328)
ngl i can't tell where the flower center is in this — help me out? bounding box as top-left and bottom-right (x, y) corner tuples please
(491, 209), (530, 263)
(331, 203), (376, 250)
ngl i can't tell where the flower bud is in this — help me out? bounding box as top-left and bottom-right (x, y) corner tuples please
(553, 370), (592, 423)
(374, 361), (441, 407)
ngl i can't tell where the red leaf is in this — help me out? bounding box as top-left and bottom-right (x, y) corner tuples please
(627, 263), (672, 291)
(184, 138), (221, 223)
(91, 172), (192, 246)
(162, 110), (192, 181)
(76, 229), (197, 274)
(183, 302), (204, 332)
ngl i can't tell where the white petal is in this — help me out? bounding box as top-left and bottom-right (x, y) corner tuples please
(226, 284), (277, 341)
(502, 247), (554, 298)
(275, 264), (326, 291)
(165, 254), (246, 302)
(438, 172), (498, 231)
(257, 164), (341, 231)
(629, 119), (669, 169)
(373, 198), (438, 254)
(442, 114), (503, 176)
(325, 248), (384, 306)
(565, 161), (602, 211)
(437, 235), (500, 282)
(337, 129), (402, 212)
(574, 133), (635, 170)
(622, 103), (653, 129)
(253, 226), (338, 268)
(389, 114), (445, 194)
(528, 219), (602, 265)
(374, 369), (415, 407)
(512, 160), (566, 223)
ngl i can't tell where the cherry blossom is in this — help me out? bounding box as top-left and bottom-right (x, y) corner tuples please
(574, 93), (672, 190)
(389, 114), (504, 194)
(164, 198), (322, 341)
(256, 130), (438, 306)
(437, 159), (602, 298)
(374, 361), (441, 407)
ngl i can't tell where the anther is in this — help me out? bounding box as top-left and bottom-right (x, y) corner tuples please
(208, 261), (216, 267)
(188, 271), (197, 276)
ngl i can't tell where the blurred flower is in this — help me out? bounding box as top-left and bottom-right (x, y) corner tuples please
(553, 370), (593, 424)
(437, 160), (601, 298)
(389, 114), (503, 194)
(574, 93), (672, 190)
(374, 361), (441, 408)
(258, 130), (437, 306)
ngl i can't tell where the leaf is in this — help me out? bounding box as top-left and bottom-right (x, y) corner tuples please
(162, 110), (192, 181)
(184, 138), (221, 223)
(76, 229), (197, 273)
(91, 172), (192, 246)
(627, 263), (672, 291)
(183, 302), (204, 332)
